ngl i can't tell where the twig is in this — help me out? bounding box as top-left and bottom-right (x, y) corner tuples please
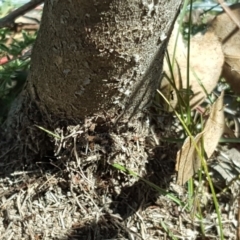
(217, 0), (240, 30)
(0, 0), (44, 28)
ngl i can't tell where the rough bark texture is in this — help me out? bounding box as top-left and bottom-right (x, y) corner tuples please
(28, 0), (182, 121)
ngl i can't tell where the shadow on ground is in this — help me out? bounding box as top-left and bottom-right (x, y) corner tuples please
(62, 143), (177, 240)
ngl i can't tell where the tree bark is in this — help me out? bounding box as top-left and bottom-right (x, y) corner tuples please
(28, 0), (182, 122)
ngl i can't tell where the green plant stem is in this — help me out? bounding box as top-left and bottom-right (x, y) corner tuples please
(112, 163), (184, 207)
(201, 159), (224, 239)
(158, 90), (224, 239)
(162, 137), (240, 143)
(188, 178), (194, 210)
(186, 0), (193, 109)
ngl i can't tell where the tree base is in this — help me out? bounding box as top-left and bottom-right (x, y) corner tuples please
(0, 92), (178, 239)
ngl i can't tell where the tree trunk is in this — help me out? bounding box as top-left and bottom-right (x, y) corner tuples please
(28, 1), (181, 121)
(0, 1), (182, 239)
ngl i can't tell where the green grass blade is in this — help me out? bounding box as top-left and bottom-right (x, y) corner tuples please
(35, 125), (61, 139)
(112, 163), (184, 207)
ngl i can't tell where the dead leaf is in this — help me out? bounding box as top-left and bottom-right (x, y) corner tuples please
(223, 120), (237, 139)
(176, 93), (224, 185)
(210, 147), (240, 182)
(227, 148), (240, 170)
(162, 22), (224, 110)
(210, 3), (240, 94)
(202, 92), (224, 158)
(222, 62), (240, 94)
(176, 132), (204, 185)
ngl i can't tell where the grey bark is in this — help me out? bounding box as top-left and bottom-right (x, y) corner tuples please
(28, 0), (182, 122)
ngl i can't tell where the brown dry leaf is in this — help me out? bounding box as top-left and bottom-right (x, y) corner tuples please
(176, 93), (224, 185)
(222, 63), (240, 94)
(176, 132), (204, 185)
(223, 120), (237, 139)
(202, 91), (225, 158)
(162, 23), (224, 110)
(210, 3), (240, 94)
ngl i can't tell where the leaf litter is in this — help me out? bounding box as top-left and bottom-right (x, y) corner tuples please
(161, 22), (224, 110)
(162, 3), (240, 238)
(210, 3), (240, 94)
(176, 92), (224, 185)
